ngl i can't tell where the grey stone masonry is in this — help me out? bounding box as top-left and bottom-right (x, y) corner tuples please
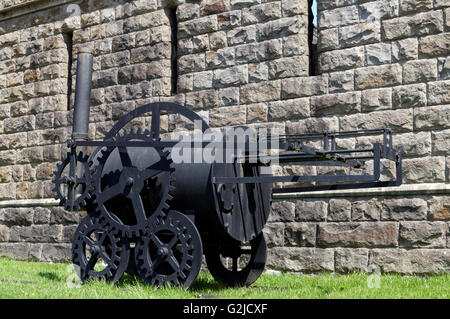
(0, 0), (449, 274)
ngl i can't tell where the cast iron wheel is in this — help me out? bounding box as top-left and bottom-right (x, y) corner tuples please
(205, 232), (267, 287)
(72, 214), (130, 284)
(135, 211), (203, 288)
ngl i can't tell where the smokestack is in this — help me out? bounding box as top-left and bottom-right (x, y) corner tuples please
(72, 48), (93, 141)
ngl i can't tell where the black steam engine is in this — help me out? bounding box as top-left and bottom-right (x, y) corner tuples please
(53, 50), (403, 288)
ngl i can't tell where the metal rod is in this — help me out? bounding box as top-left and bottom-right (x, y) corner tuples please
(72, 48), (93, 141)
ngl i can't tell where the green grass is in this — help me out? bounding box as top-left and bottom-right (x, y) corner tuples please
(0, 258), (449, 299)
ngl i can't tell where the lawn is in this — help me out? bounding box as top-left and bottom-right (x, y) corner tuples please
(0, 258), (448, 299)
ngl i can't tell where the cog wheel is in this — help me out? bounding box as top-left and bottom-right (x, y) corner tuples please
(92, 129), (175, 238)
(135, 211), (203, 288)
(72, 214), (130, 284)
(52, 151), (92, 211)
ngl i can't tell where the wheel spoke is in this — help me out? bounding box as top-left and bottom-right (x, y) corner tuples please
(168, 255), (180, 272)
(168, 235), (178, 249)
(130, 194), (147, 225)
(118, 147), (133, 167)
(150, 233), (165, 248)
(98, 183), (122, 202)
(85, 253), (99, 273)
(232, 257), (238, 273)
(96, 232), (108, 246)
(83, 237), (96, 248)
(100, 251), (113, 266)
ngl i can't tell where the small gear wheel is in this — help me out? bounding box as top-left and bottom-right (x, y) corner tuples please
(72, 214), (130, 284)
(135, 211), (203, 288)
(91, 129), (175, 238)
(52, 151), (92, 211)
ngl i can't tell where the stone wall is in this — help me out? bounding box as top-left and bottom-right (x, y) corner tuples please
(0, 0), (449, 274)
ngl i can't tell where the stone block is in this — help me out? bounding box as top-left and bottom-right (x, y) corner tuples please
(399, 221), (447, 248)
(209, 106), (246, 127)
(213, 65), (248, 87)
(286, 117), (339, 134)
(0, 208), (34, 226)
(369, 249), (450, 274)
(319, 5), (359, 29)
(429, 196), (450, 221)
(281, 75), (328, 99)
(227, 25), (256, 45)
(432, 130), (450, 154)
(393, 131), (431, 157)
(269, 201), (295, 222)
(0, 243), (30, 260)
(240, 81), (281, 104)
(206, 47), (235, 69)
(295, 200), (328, 222)
(361, 88), (392, 111)
(186, 89), (219, 109)
(50, 207), (80, 225)
(235, 39), (282, 64)
(366, 43), (391, 66)
(311, 91), (360, 116)
(329, 70), (354, 93)
(403, 59), (438, 84)
(340, 109), (413, 132)
(268, 98), (310, 121)
(427, 80), (450, 105)
(246, 103), (267, 123)
(355, 64), (402, 89)
(258, 17), (306, 41)
(268, 56), (309, 79)
(263, 222), (285, 247)
(339, 22), (380, 48)
(392, 38), (418, 62)
(317, 222), (398, 248)
(242, 2), (281, 25)
(382, 11), (443, 40)
(320, 46), (365, 73)
(352, 198), (382, 221)
(381, 198), (428, 221)
(392, 84), (427, 108)
(218, 87), (239, 106)
(267, 247), (334, 272)
(0, 225), (9, 242)
(328, 199), (351, 221)
(335, 248), (369, 273)
(284, 223), (316, 247)
(415, 105), (450, 129)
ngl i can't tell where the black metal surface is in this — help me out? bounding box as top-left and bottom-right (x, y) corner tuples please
(92, 130), (175, 238)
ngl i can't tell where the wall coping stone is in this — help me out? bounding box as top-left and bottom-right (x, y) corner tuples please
(0, 0), (76, 22)
(273, 183), (450, 199)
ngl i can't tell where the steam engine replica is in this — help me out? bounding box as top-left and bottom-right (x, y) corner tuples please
(53, 50), (403, 288)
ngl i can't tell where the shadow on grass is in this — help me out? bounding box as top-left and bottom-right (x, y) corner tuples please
(38, 272), (64, 282)
(190, 277), (228, 292)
